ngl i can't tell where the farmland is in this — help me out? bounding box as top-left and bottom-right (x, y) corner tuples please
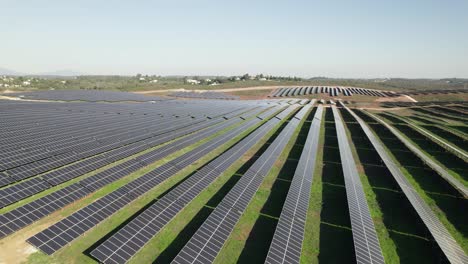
(0, 89), (466, 264)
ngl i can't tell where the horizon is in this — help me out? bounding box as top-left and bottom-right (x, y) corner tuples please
(1, 66), (468, 80)
(2, 0), (468, 78)
(1, 69), (468, 80)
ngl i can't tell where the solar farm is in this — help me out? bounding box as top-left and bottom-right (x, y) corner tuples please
(268, 86), (398, 98)
(0, 90), (467, 264)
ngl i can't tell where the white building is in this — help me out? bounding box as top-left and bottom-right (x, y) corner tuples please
(186, 79), (201, 85)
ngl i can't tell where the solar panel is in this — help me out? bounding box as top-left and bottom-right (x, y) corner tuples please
(339, 102), (468, 264)
(331, 106), (385, 264)
(265, 105), (323, 264)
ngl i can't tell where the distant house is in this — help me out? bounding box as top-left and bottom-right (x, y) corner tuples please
(234, 77), (241, 81)
(150, 80), (158, 83)
(259, 78), (267, 81)
(186, 79), (201, 85)
(139, 77), (146, 81)
(61, 80), (67, 84)
(22, 81), (31, 86)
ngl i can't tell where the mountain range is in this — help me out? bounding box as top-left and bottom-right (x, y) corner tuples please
(0, 67), (83, 76)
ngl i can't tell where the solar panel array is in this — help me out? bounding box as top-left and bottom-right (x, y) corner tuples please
(27, 107), (269, 254)
(0, 100), (246, 179)
(378, 116), (468, 197)
(380, 101), (468, 108)
(89, 106), (291, 263)
(169, 91), (240, 100)
(339, 102), (468, 264)
(0, 118), (234, 238)
(2, 94), (467, 264)
(269, 86), (395, 98)
(0, 116), (229, 208)
(0, 100), (266, 238)
(6, 90), (168, 102)
(331, 106), (385, 264)
(171, 105), (308, 264)
(265, 104), (322, 264)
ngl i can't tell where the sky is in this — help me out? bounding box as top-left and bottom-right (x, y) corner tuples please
(1, 0), (468, 78)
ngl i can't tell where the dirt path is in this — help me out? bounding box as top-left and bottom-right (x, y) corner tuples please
(0, 95), (58, 103)
(0, 224), (43, 264)
(403, 95), (418, 102)
(134, 86), (282, 94)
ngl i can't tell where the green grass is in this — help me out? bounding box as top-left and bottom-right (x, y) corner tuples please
(4, 76), (467, 93)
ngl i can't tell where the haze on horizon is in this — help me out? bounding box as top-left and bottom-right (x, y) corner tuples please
(1, 0), (468, 78)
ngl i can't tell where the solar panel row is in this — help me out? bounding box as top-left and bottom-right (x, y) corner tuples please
(377, 116), (468, 197)
(331, 106), (385, 264)
(269, 86), (394, 98)
(339, 102), (468, 264)
(27, 111), (268, 254)
(0, 116), (214, 186)
(265, 104), (322, 264)
(275, 105), (299, 120)
(0, 107), (265, 238)
(171, 105), (307, 264)
(0, 113), (234, 208)
(0, 100), (253, 175)
(89, 106), (289, 263)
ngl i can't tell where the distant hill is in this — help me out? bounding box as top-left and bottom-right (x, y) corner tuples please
(0, 67), (83, 77)
(36, 69), (84, 76)
(0, 67), (22, 76)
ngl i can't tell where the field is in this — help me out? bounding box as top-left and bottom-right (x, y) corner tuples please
(0, 89), (466, 264)
(1, 76), (468, 94)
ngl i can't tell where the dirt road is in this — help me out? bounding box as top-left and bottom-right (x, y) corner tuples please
(133, 86), (282, 94)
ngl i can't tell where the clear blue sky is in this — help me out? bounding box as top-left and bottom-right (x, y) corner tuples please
(1, 0), (467, 78)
